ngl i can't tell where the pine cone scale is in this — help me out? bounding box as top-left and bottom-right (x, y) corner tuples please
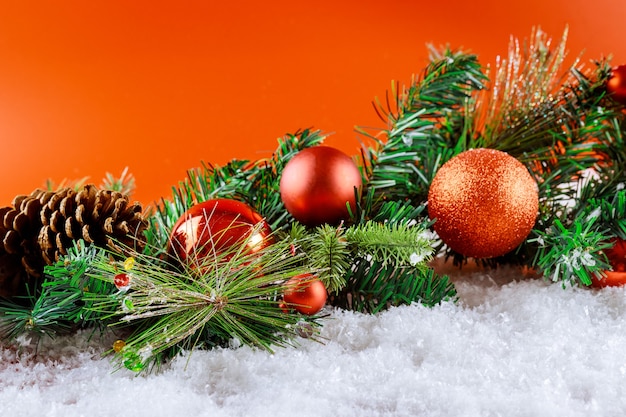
(59, 194), (75, 217)
(65, 216), (80, 239)
(49, 210), (64, 233)
(3, 210), (17, 230)
(75, 204), (87, 225)
(23, 197), (42, 218)
(3, 230), (20, 254)
(11, 195), (27, 209)
(12, 212), (31, 236)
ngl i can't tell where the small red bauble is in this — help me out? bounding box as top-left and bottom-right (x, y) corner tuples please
(592, 238), (626, 287)
(168, 199), (273, 264)
(606, 66), (626, 105)
(282, 273), (327, 315)
(279, 146), (362, 227)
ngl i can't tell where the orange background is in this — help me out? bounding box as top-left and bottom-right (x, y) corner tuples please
(1, 0), (625, 208)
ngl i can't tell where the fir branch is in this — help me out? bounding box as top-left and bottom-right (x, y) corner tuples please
(88, 231), (321, 372)
(0, 241), (116, 341)
(369, 199), (429, 225)
(344, 222), (434, 269)
(329, 259), (457, 314)
(353, 187), (428, 226)
(477, 27), (574, 144)
(290, 217), (439, 297)
(476, 29), (620, 199)
(530, 212), (612, 286)
(359, 47), (487, 204)
(303, 224), (351, 294)
(579, 189), (626, 239)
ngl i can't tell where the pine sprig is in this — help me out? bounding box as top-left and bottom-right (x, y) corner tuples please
(477, 27), (573, 144)
(0, 241), (115, 341)
(302, 224), (351, 294)
(289, 218), (438, 296)
(358, 47), (488, 204)
(330, 259), (456, 314)
(344, 222), (434, 269)
(578, 189), (626, 240)
(87, 230), (321, 372)
(530, 211), (613, 286)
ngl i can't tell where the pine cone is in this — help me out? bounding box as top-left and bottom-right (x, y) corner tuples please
(0, 185), (148, 297)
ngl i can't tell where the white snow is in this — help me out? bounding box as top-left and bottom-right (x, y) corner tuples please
(2, 260), (626, 417)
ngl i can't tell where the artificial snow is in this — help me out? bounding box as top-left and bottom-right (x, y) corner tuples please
(2, 261), (626, 417)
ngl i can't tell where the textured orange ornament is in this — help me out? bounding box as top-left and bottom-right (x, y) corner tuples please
(606, 65), (626, 105)
(428, 148), (538, 259)
(282, 273), (327, 315)
(279, 146), (362, 227)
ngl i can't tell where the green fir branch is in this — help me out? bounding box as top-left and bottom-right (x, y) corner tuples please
(478, 27), (574, 146)
(302, 224), (351, 294)
(0, 241), (116, 341)
(358, 47), (487, 204)
(578, 189), (626, 240)
(290, 217), (440, 298)
(530, 212), (612, 286)
(329, 259), (457, 314)
(87, 230), (321, 372)
(344, 222), (434, 269)
(353, 188), (428, 225)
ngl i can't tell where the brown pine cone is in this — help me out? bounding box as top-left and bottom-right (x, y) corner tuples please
(0, 185), (148, 297)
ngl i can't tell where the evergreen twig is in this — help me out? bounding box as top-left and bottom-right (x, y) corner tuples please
(87, 229), (322, 372)
(0, 241), (115, 341)
(330, 259), (457, 314)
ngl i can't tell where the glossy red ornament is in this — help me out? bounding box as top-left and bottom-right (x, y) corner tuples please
(592, 238), (626, 287)
(168, 199), (273, 264)
(279, 146), (362, 227)
(282, 273), (327, 315)
(606, 66), (626, 105)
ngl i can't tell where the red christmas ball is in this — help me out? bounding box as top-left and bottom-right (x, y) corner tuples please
(168, 199), (273, 265)
(607, 66), (626, 105)
(592, 238), (626, 287)
(280, 146), (362, 227)
(282, 273), (327, 315)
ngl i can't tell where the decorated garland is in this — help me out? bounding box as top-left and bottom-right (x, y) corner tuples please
(1, 28), (626, 373)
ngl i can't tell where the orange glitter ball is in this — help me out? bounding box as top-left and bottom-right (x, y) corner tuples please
(428, 148), (538, 259)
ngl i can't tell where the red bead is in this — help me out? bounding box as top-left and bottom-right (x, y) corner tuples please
(280, 146), (362, 227)
(114, 273), (131, 289)
(168, 199), (273, 264)
(607, 66), (626, 105)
